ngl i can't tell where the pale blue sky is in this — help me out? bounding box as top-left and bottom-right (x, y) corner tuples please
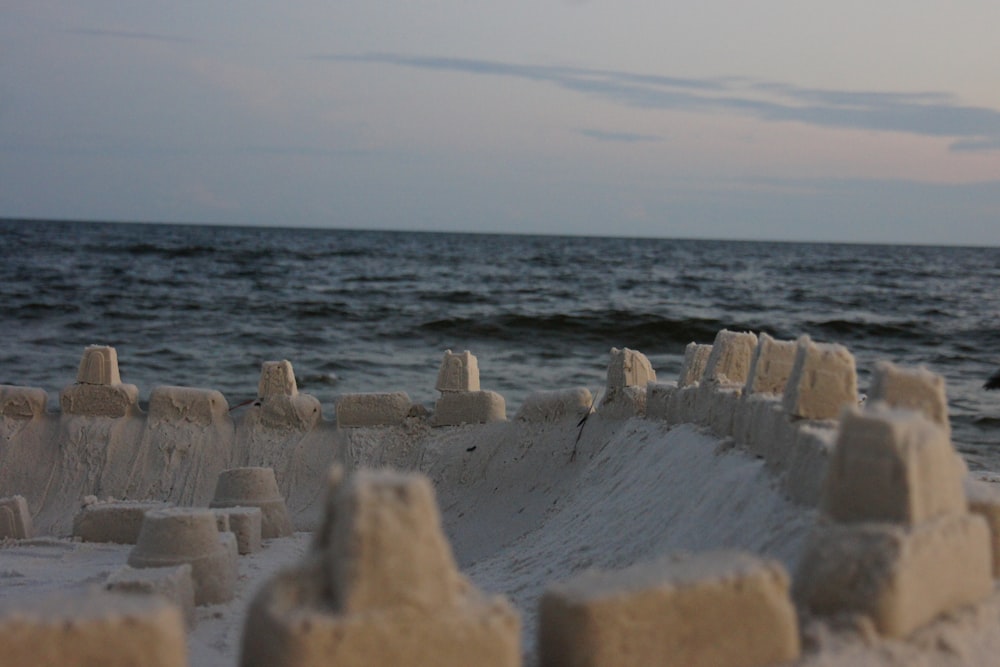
(2, 1), (999, 244)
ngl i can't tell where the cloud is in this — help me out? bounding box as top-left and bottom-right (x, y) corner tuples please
(319, 53), (1000, 152)
(577, 128), (662, 143)
(68, 27), (196, 45)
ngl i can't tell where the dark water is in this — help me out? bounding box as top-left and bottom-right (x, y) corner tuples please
(2, 219), (999, 468)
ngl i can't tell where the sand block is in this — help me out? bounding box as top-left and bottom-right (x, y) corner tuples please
(868, 361), (949, 430)
(733, 393), (778, 455)
(539, 551), (800, 667)
(597, 385), (647, 419)
(106, 564), (197, 630)
(60, 382), (139, 418)
(148, 385), (230, 427)
(0, 495), (32, 540)
(73, 500), (172, 544)
(435, 349), (480, 392)
(0, 385), (47, 419)
(644, 381), (676, 421)
(606, 347), (656, 390)
(781, 422), (836, 507)
(662, 384), (698, 425)
(211, 467), (294, 538)
(240, 469), (520, 667)
(794, 513), (992, 637)
(213, 506), (263, 554)
(0, 589), (187, 667)
(823, 405), (965, 524)
(129, 507), (238, 605)
(705, 385), (743, 437)
(335, 391), (412, 427)
(964, 478), (1000, 576)
(782, 335), (858, 420)
(701, 330), (759, 386)
(678, 342), (713, 387)
(76, 345), (122, 385)
(744, 333), (798, 395)
(432, 390), (506, 426)
(515, 387), (593, 422)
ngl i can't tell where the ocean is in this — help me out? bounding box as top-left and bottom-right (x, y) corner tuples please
(2, 218), (999, 469)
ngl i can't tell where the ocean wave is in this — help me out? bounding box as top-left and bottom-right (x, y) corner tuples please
(417, 311), (730, 348)
(807, 318), (931, 342)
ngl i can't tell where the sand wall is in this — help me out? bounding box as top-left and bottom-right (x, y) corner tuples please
(2, 336), (991, 667)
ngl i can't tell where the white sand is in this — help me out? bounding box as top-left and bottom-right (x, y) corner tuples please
(3, 410), (1000, 666)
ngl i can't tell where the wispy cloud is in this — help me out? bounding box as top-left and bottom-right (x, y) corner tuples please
(318, 53), (1000, 152)
(577, 128), (662, 143)
(68, 27), (196, 45)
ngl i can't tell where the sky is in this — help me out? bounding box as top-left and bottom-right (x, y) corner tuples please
(2, 2), (999, 245)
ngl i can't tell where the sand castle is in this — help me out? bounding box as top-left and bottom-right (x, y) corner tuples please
(1, 337), (998, 666)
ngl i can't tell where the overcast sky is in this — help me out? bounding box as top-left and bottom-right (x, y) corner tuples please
(2, 2), (999, 245)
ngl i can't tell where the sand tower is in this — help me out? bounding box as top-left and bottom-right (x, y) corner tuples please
(240, 467), (519, 667)
(598, 347), (656, 418)
(794, 403), (991, 637)
(431, 350), (506, 426)
(59, 345), (140, 417)
(254, 360), (322, 430)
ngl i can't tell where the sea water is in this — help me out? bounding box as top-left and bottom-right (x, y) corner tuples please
(2, 219), (998, 468)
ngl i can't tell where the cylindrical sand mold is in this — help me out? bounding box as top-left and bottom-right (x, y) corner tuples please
(128, 507), (238, 606)
(210, 467), (294, 539)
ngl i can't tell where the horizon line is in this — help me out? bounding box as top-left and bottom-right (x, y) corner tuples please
(1, 215), (997, 250)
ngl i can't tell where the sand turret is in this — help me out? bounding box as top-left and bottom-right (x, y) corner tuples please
(254, 360), (322, 430)
(794, 403), (991, 637)
(598, 347), (655, 418)
(59, 345), (140, 417)
(782, 335), (857, 420)
(431, 350), (506, 426)
(240, 468), (520, 667)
